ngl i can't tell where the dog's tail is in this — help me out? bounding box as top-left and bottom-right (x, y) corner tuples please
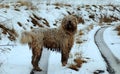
(20, 31), (33, 44)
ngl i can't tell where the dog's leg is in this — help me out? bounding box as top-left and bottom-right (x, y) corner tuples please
(61, 39), (73, 66)
(31, 47), (43, 71)
(61, 46), (70, 66)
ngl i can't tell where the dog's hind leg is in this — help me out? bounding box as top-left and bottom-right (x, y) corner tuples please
(31, 45), (43, 71)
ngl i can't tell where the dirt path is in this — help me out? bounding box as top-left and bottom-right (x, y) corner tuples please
(94, 26), (120, 74)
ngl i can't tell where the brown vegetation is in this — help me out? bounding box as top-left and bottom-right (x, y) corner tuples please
(68, 64), (79, 71)
(100, 16), (119, 23)
(74, 16), (84, 24)
(30, 16), (43, 27)
(30, 14), (50, 27)
(0, 24), (18, 41)
(16, 0), (37, 10)
(52, 2), (71, 7)
(68, 57), (87, 71)
(17, 22), (22, 27)
(115, 25), (120, 35)
(0, 4), (10, 8)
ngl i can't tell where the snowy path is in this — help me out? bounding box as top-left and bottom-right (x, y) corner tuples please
(94, 26), (120, 74)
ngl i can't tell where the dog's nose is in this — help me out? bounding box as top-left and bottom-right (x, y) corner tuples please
(67, 21), (72, 29)
(68, 21), (71, 24)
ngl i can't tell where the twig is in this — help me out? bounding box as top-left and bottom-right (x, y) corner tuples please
(0, 44), (16, 47)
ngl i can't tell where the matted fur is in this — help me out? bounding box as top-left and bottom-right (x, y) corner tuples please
(20, 15), (78, 71)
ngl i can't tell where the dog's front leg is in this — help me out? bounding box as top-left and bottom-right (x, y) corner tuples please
(61, 47), (69, 66)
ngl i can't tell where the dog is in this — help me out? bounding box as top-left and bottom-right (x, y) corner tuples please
(20, 15), (78, 71)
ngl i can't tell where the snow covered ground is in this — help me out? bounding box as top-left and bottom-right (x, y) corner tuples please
(0, 44), (32, 74)
(48, 26), (109, 74)
(0, 0), (120, 74)
(104, 26), (120, 61)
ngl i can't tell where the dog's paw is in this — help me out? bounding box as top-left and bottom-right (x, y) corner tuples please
(33, 67), (42, 71)
(62, 61), (67, 66)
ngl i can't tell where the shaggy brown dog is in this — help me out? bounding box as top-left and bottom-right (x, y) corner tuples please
(20, 15), (78, 71)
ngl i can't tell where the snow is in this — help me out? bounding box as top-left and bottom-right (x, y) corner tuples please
(104, 26), (120, 61)
(48, 26), (108, 74)
(1, 0), (120, 5)
(0, 44), (32, 74)
(0, 0), (120, 74)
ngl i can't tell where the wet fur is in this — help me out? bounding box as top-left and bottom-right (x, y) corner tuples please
(20, 15), (78, 71)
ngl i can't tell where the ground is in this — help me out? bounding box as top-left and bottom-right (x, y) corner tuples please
(0, 0), (120, 74)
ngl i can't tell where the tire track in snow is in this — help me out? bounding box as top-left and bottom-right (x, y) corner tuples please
(94, 26), (120, 74)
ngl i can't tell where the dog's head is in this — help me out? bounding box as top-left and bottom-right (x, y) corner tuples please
(61, 15), (78, 35)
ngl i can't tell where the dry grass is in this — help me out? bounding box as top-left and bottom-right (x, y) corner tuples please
(32, 13), (42, 20)
(89, 15), (95, 20)
(100, 16), (112, 23)
(17, 22), (22, 27)
(16, 0), (37, 10)
(68, 64), (79, 71)
(68, 57), (87, 71)
(52, 2), (71, 7)
(77, 16), (84, 24)
(115, 25), (120, 31)
(79, 30), (84, 35)
(0, 4), (10, 8)
(100, 16), (119, 23)
(30, 16), (43, 27)
(74, 58), (83, 67)
(87, 24), (94, 31)
(17, 1), (32, 7)
(75, 30), (84, 44)
(42, 18), (50, 27)
(30, 14), (50, 27)
(14, 8), (20, 11)
(68, 52), (87, 71)
(0, 24), (18, 41)
(115, 25), (120, 35)
(76, 30), (84, 44)
(76, 40), (83, 44)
